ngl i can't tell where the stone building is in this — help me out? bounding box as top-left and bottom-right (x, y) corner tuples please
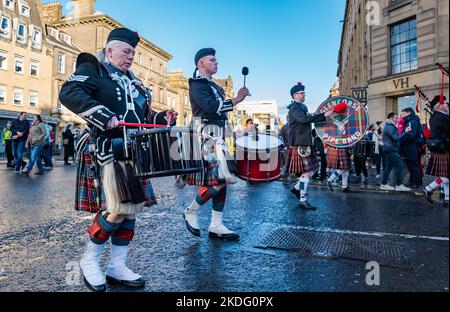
(338, 0), (449, 122)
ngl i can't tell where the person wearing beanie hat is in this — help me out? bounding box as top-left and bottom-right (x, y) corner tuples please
(286, 83), (333, 210)
(59, 27), (178, 292)
(182, 48), (249, 241)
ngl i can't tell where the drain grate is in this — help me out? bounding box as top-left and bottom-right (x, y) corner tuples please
(256, 227), (410, 268)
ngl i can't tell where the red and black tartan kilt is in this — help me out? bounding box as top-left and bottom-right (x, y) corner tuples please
(75, 149), (157, 213)
(287, 146), (319, 175)
(327, 147), (352, 170)
(426, 151), (449, 178)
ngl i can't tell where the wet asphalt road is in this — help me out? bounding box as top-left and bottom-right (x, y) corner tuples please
(0, 162), (448, 292)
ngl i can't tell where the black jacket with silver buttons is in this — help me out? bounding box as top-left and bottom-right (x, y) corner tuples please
(189, 77), (234, 128)
(59, 53), (166, 166)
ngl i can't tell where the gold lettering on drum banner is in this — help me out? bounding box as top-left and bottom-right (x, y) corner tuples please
(318, 97), (361, 114)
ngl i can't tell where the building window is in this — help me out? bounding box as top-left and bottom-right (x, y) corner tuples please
(3, 0), (14, 10)
(159, 89), (164, 103)
(0, 16), (11, 36)
(160, 64), (163, 75)
(14, 56), (24, 74)
(29, 91), (38, 108)
(13, 88), (23, 106)
(0, 85), (6, 104)
(32, 29), (42, 48)
(19, 3), (29, 17)
(391, 19), (417, 75)
(30, 60), (39, 77)
(58, 52), (65, 74)
(16, 22), (26, 42)
(138, 52), (142, 65)
(0, 50), (7, 70)
(62, 33), (71, 44)
(73, 58), (77, 73)
(49, 27), (59, 39)
(150, 59), (153, 71)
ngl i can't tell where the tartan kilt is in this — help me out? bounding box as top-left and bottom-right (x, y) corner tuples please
(75, 149), (157, 214)
(327, 147), (352, 170)
(187, 148), (222, 186)
(426, 151), (449, 178)
(287, 146), (319, 174)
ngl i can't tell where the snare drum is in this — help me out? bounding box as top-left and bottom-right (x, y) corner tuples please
(235, 134), (283, 184)
(130, 127), (203, 178)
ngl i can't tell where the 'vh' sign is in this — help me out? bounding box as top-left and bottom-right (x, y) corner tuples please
(393, 77), (410, 90)
(352, 88), (368, 105)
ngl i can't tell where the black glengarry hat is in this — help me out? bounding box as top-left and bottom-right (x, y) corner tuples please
(290, 82), (305, 97)
(194, 48), (216, 66)
(107, 28), (140, 48)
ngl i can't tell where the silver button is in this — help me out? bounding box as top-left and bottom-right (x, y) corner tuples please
(97, 110), (102, 113)
(117, 92), (121, 96)
(118, 97), (122, 101)
(89, 116), (93, 119)
(116, 88), (120, 91)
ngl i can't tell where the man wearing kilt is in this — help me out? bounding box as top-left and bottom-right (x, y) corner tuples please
(423, 96), (449, 206)
(183, 48), (249, 240)
(287, 83), (333, 210)
(60, 28), (175, 292)
(326, 146), (352, 193)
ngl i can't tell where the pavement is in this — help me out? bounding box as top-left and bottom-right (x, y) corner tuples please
(0, 160), (448, 292)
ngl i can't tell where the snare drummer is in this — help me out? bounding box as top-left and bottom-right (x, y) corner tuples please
(183, 48), (249, 241)
(287, 83), (333, 210)
(60, 28), (176, 292)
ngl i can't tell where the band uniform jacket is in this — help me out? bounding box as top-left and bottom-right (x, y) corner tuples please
(189, 76), (234, 129)
(59, 53), (166, 166)
(287, 101), (326, 147)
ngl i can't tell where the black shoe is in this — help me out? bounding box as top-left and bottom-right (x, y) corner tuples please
(327, 181), (334, 192)
(64, 162), (72, 166)
(208, 231), (240, 241)
(342, 187), (351, 193)
(299, 201), (317, 211)
(106, 275), (146, 288)
(290, 188), (300, 199)
(34, 171), (44, 176)
(183, 215), (200, 237)
(83, 276), (106, 292)
(21, 162), (27, 170)
(422, 189), (434, 205)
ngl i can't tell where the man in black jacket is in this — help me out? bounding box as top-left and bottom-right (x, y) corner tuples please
(286, 83), (333, 210)
(183, 48), (249, 240)
(11, 112), (30, 173)
(398, 107), (422, 188)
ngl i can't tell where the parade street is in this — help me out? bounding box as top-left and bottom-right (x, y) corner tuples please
(0, 162), (448, 292)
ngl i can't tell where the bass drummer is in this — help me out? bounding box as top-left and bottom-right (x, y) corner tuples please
(286, 83), (333, 210)
(183, 48), (249, 241)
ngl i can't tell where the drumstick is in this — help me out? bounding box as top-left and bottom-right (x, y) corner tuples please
(118, 122), (168, 128)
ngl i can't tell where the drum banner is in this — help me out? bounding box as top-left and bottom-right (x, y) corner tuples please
(315, 96), (369, 148)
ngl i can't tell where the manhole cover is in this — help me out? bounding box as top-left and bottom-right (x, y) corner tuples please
(256, 227), (410, 268)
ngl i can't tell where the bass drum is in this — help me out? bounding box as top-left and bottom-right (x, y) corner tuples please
(235, 134), (283, 184)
